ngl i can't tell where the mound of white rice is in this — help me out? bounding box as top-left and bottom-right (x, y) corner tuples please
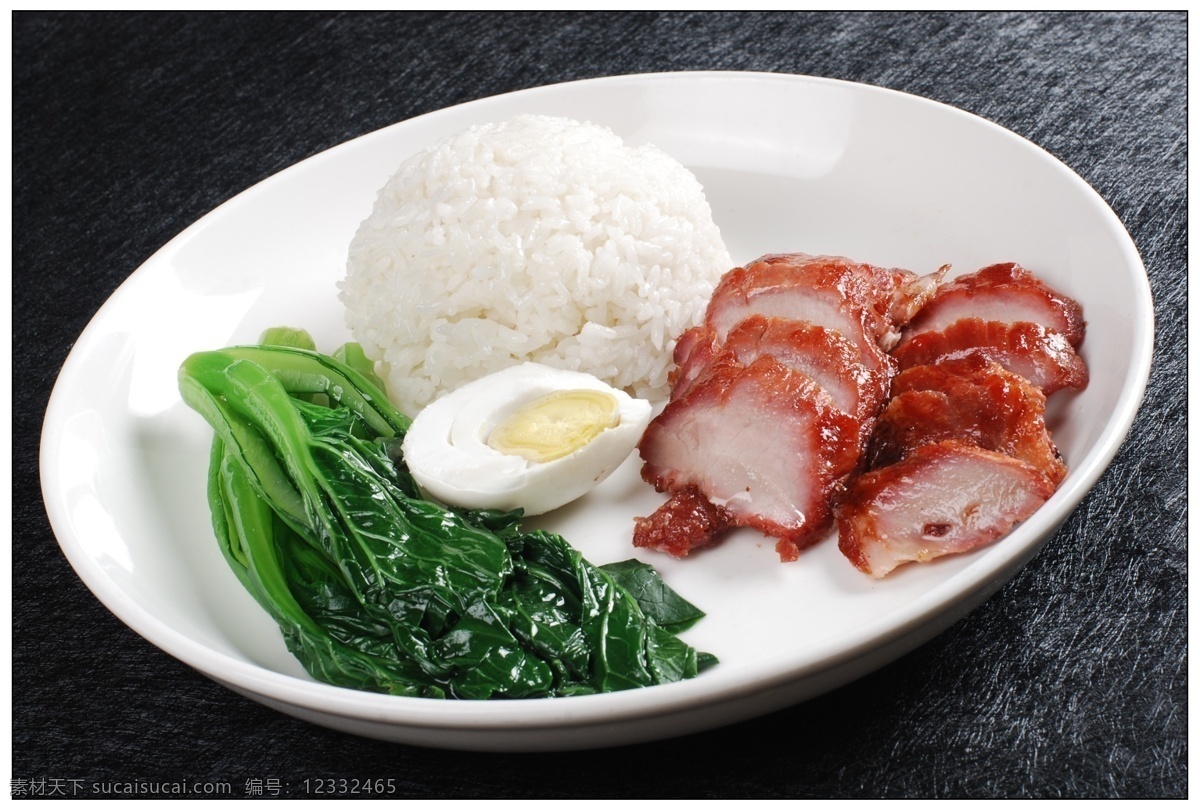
(340, 114), (731, 416)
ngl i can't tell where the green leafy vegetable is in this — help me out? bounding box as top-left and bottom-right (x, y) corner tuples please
(599, 559), (707, 632)
(179, 336), (714, 699)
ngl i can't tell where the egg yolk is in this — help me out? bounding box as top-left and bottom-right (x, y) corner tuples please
(487, 390), (620, 463)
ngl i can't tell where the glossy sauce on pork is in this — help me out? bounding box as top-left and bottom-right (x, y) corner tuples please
(637, 255), (1087, 576)
(636, 253), (936, 560)
(836, 263), (1087, 577)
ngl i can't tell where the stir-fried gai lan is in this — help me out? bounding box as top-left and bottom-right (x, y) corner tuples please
(178, 329), (714, 699)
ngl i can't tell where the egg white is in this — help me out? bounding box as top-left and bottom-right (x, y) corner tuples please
(401, 362), (652, 516)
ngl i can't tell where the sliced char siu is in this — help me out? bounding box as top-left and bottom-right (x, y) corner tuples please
(704, 255), (895, 382)
(648, 256), (1088, 574)
(638, 253), (938, 561)
(837, 263), (1086, 577)
(867, 355), (1067, 485)
(723, 315), (885, 425)
(891, 317), (1088, 395)
(637, 354), (861, 561)
(900, 262), (1086, 347)
(837, 441), (1058, 578)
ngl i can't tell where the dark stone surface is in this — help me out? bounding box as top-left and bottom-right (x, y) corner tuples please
(13, 11), (1185, 799)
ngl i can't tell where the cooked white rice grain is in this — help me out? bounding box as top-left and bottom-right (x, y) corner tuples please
(340, 114), (731, 416)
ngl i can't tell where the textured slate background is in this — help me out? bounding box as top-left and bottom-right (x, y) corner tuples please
(13, 11), (1186, 799)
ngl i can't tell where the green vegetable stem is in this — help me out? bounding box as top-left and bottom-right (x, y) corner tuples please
(178, 331), (714, 699)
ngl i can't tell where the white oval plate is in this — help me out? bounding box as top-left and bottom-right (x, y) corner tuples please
(40, 72), (1153, 751)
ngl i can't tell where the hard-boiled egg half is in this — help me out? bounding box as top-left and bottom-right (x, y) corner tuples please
(401, 363), (653, 516)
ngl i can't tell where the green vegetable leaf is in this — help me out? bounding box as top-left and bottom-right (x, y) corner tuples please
(600, 559), (707, 632)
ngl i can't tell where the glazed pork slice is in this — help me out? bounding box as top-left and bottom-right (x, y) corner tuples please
(891, 317), (1088, 395)
(721, 315), (887, 424)
(837, 440), (1058, 578)
(704, 255), (899, 375)
(640, 253), (928, 563)
(637, 355), (861, 561)
(900, 262), (1086, 347)
(707, 253), (943, 345)
(868, 356), (1067, 485)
